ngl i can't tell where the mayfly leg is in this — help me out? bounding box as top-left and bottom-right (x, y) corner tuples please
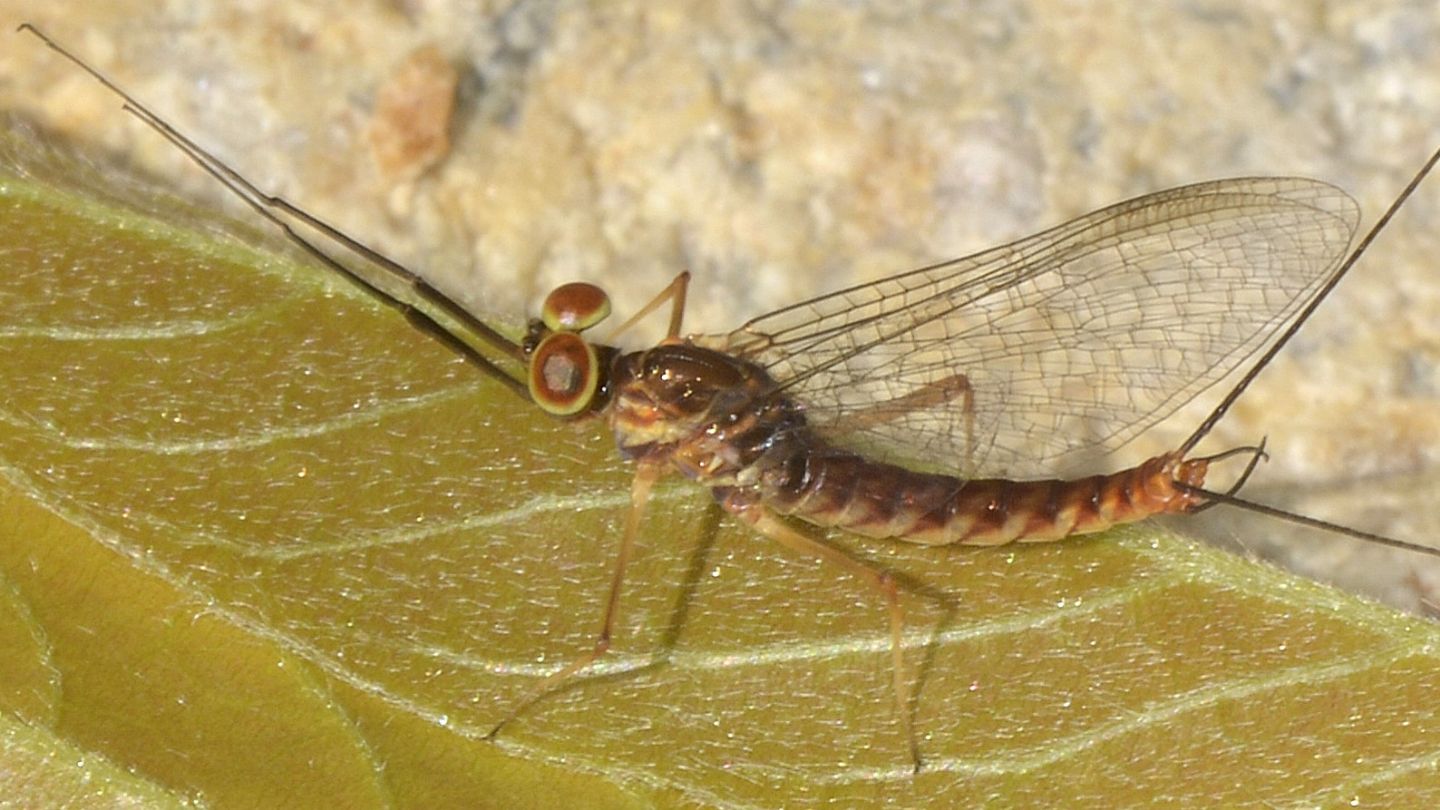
(487, 461), (664, 739)
(488, 274), (692, 735)
(824, 371), (978, 468)
(733, 506), (921, 772)
(612, 271), (924, 768)
(604, 271), (692, 342)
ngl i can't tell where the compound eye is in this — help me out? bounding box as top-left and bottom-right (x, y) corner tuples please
(528, 332), (601, 416)
(542, 282), (611, 332)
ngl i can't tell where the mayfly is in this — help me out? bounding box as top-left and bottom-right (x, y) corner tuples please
(22, 24), (1440, 770)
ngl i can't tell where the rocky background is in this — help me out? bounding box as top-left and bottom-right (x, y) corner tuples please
(2, 0), (1438, 610)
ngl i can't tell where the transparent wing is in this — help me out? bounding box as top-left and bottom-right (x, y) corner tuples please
(702, 178), (1359, 479)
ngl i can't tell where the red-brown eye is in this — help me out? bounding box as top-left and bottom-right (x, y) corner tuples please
(528, 332), (600, 416)
(541, 282), (611, 332)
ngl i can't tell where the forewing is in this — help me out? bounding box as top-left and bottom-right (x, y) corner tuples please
(706, 178), (1359, 479)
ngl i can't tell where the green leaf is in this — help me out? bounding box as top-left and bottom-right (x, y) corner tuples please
(4, 134), (1440, 808)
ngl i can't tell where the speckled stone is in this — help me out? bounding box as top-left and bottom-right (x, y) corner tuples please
(3, 0), (1438, 609)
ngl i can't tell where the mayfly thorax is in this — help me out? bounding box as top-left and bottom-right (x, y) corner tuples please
(21, 24), (1440, 771)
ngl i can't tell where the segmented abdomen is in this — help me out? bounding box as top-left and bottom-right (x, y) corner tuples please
(746, 448), (1210, 546)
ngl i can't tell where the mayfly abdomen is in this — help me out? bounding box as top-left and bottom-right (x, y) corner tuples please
(744, 447), (1212, 546)
(616, 343), (1218, 547)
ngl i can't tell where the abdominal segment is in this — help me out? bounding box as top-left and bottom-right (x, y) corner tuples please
(741, 449), (1209, 546)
